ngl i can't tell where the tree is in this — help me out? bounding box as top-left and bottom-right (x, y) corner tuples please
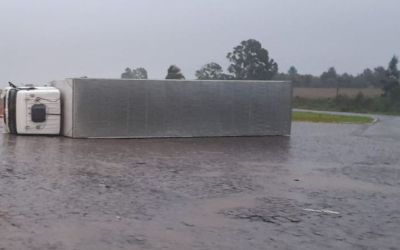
(195, 62), (232, 80)
(132, 67), (148, 79)
(382, 56), (399, 97)
(121, 67), (148, 79)
(321, 67), (340, 96)
(227, 39), (278, 80)
(166, 65), (185, 80)
(338, 73), (354, 87)
(121, 67), (133, 79)
(320, 67), (338, 86)
(288, 66), (298, 77)
(356, 68), (374, 87)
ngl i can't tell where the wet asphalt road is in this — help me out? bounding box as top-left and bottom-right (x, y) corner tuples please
(0, 114), (400, 250)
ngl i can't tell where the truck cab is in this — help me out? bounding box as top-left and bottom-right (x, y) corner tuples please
(2, 86), (61, 135)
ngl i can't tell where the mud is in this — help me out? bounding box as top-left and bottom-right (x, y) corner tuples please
(1, 114), (400, 250)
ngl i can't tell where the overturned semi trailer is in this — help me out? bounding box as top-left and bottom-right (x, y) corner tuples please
(51, 78), (292, 138)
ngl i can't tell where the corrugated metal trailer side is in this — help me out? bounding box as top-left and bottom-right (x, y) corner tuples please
(52, 79), (292, 138)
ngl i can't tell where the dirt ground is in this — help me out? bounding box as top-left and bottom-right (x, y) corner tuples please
(1, 115), (400, 250)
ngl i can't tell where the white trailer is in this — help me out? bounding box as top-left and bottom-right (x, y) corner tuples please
(3, 79), (292, 138)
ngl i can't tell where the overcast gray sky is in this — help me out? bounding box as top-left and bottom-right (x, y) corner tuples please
(0, 0), (399, 86)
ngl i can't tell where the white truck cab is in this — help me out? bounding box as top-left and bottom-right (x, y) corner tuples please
(3, 85), (61, 135)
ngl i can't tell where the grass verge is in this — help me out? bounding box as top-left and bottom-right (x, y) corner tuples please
(293, 111), (374, 124)
(293, 96), (400, 116)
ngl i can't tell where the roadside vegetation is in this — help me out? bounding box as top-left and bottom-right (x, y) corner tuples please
(291, 56), (400, 116)
(293, 111), (374, 124)
(118, 38), (399, 116)
(293, 94), (400, 116)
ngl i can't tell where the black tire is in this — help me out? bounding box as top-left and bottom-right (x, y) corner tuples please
(7, 88), (18, 134)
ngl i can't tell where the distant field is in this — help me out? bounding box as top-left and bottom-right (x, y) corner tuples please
(293, 87), (382, 99)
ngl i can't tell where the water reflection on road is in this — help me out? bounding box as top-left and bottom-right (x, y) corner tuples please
(1, 117), (400, 250)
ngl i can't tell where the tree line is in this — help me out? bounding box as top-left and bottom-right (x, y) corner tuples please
(274, 63), (394, 89)
(120, 38), (399, 101)
(120, 39), (277, 81)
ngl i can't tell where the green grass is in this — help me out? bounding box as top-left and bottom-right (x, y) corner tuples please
(293, 111), (374, 124)
(293, 96), (400, 116)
